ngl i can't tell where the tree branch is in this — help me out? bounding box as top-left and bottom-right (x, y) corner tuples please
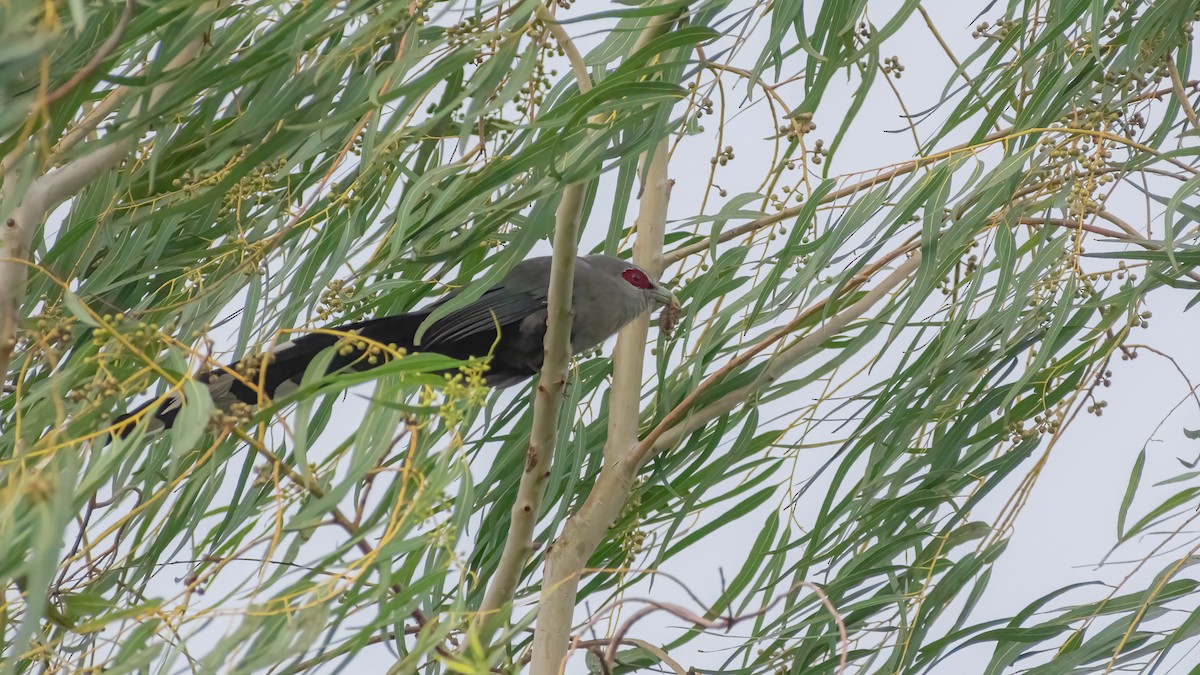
(1167, 55), (1200, 131)
(0, 5), (211, 384)
(574, 637), (688, 675)
(477, 0), (595, 634)
(477, 180), (584, 626)
(662, 129), (1013, 265)
(581, 581), (847, 674)
(52, 79), (136, 161)
(44, 0), (137, 106)
(529, 251), (920, 674)
(607, 145), (671, 462)
(534, 4), (592, 95)
(521, 8), (679, 671)
(661, 112), (1200, 267)
(637, 253), (922, 466)
(916, 6), (1002, 135)
(531, 124), (674, 675)
(1076, 209), (1200, 283)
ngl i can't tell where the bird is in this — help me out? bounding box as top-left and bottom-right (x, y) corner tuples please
(112, 254), (677, 437)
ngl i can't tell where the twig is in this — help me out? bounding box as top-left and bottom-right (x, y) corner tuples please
(917, 5), (1003, 134)
(573, 638), (686, 675)
(1166, 55), (1200, 131)
(1016, 216), (1124, 240)
(564, 580), (848, 674)
(665, 115), (1200, 266)
(229, 427), (444, 654)
(534, 4), (592, 95)
(287, 628), (420, 673)
(1123, 343), (1200, 411)
(1082, 209), (1200, 283)
(44, 0), (137, 106)
(634, 249), (921, 467)
(662, 128), (1013, 265)
(1, 4), (213, 386)
(638, 253), (922, 465)
(50, 80), (136, 161)
(533, 250), (919, 675)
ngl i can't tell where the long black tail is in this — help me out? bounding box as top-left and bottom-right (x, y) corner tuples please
(111, 312), (429, 438)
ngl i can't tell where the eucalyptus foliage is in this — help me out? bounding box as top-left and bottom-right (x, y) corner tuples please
(3, 0), (1200, 673)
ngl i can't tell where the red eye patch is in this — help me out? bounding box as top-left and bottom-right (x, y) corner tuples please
(621, 268), (653, 290)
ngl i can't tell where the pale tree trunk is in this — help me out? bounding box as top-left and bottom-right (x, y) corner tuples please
(476, 2), (679, 646)
(530, 72), (675, 675)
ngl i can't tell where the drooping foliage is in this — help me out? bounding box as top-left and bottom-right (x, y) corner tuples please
(2, 1), (1200, 673)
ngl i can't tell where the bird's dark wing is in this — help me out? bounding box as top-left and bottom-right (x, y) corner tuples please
(421, 287), (547, 346)
(112, 282), (552, 439)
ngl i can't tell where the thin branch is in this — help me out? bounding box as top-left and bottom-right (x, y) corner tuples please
(52, 78), (137, 160)
(1, 4), (213, 384)
(638, 253), (923, 466)
(1167, 55), (1200, 131)
(573, 638), (687, 675)
(44, 0), (136, 106)
(1082, 209), (1200, 283)
(607, 145), (671, 463)
(662, 128), (1013, 265)
(665, 115), (1200, 266)
(287, 628), (420, 674)
(1018, 216), (1124, 239)
(628, 241), (921, 466)
(1085, 208), (1151, 240)
(917, 5), (1003, 134)
(535, 4), (592, 95)
(580, 581), (848, 674)
(532, 250), (918, 675)
(228, 427), (445, 656)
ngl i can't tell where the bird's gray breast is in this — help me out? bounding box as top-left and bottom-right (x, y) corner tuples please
(569, 284), (644, 353)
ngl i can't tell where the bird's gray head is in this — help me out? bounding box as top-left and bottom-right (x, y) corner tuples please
(567, 254), (678, 353)
(580, 254), (676, 311)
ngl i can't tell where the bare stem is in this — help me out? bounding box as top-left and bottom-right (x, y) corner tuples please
(1167, 55), (1200, 131)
